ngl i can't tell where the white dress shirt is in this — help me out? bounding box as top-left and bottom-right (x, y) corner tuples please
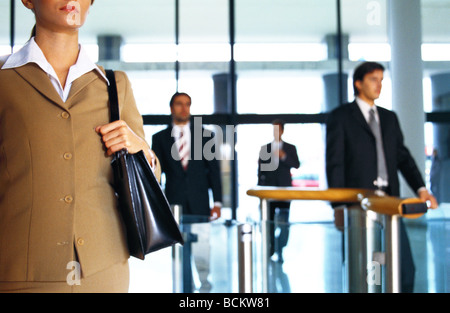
(271, 140), (287, 161)
(172, 122), (191, 160)
(171, 122), (221, 208)
(355, 97), (427, 194)
(356, 96), (379, 123)
(1, 38), (160, 171)
(1, 37), (108, 102)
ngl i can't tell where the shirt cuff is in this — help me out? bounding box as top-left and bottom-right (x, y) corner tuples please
(417, 186), (427, 194)
(148, 149), (156, 171)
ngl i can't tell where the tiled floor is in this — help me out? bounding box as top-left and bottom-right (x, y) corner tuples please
(128, 202), (449, 293)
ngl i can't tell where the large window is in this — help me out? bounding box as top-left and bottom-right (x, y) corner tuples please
(0, 2), (10, 55)
(235, 0), (337, 115)
(3, 0), (450, 211)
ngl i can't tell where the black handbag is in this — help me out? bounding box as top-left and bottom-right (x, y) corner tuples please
(105, 69), (184, 260)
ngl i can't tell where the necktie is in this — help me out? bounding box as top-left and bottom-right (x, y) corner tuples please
(178, 130), (189, 171)
(368, 108), (388, 187)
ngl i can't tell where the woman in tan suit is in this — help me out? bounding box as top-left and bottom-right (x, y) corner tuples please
(0, 0), (159, 292)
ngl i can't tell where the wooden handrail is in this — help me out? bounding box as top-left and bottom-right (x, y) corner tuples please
(361, 196), (427, 219)
(246, 187), (428, 218)
(247, 187), (374, 203)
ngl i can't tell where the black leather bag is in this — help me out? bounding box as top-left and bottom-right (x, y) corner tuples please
(106, 70), (184, 260)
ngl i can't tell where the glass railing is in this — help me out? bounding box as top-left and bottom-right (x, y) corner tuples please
(128, 203), (449, 293)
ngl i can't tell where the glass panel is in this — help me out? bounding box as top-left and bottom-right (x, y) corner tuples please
(88, 0), (177, 114)
(342, 0), (389, 61)
(128, 71), (177, 115)
(0, 1), (10, 55)
(181, 218), (239, 293)
(83, 0), (175, 45)
(423, 0), (450, 204)
(252, 219), (345, 293)
(341, 0), (391, 109)
(236, 123), (327, 219)
(178, 0), (230, 115)
(235, 0), (338, 114)
(127, 205), (449, 293)
(407, 204), (449, 293)
(422, 0), (450, 65)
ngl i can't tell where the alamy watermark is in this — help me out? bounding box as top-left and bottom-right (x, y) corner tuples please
(366, 1), (381, 26)
(66, 1), (82, 26)
(170, 117), (279, 172)
(367, 261), (382, 286)
(66, 261), (81, 286)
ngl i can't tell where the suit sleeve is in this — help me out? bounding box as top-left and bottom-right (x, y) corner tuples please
(393, 114), (425, 193)
(281, 144), (300, 169)
(115, 71), (144, 139)
(151, 132), (165, 175)
(115, 71), (161, 180)
(204, 130), (223, 203)
(326, 110), (346, 188)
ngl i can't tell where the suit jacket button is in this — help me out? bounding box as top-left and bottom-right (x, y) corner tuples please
(77, 238), (85, 246)
(64, 195), (73, 203)
(61, 112), (70, 119)
(63, 152), (73, 160)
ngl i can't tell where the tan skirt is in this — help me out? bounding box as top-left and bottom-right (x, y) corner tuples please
(0, 260), (129, 293)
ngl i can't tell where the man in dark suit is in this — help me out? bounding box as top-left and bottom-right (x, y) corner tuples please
(152, 92), (222, 219)
(326, 61), (437, 292)
(258, 119), (300, 262)
(152, 92), (222, 292)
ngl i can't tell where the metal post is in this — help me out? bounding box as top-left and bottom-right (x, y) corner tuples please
(385, 214), (401, 293)
(344, 205), (368, 293)
(260, 198), (270, 293)
(344, 205), (384, 293)
(365, 211), (383, 293)
(238, 223), (253, 293)
(171, 204), (183, 293)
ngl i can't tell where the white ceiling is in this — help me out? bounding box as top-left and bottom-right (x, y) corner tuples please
(1, 0), (449, 46)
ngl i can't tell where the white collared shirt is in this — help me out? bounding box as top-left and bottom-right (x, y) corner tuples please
(356, 97), (428, 194)
(271, 140), (283, 152)
(1, 37), (108, 102)
(172, 122), (191, 157)
(271, 140), (287, 162)
(356, 96), (379, 124)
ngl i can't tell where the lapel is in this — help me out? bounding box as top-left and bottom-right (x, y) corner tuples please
(349, 101), (374, 137)
(376, 107), (390, 144)
(66, 70), (101, 103)
(13, 63), (102, 110)
(14, 63), (65, 109)
(165, 124), (185, 172)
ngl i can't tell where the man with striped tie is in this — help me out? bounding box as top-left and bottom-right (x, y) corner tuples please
(152, 92), (222, 219)
(152, 92), (222, 292)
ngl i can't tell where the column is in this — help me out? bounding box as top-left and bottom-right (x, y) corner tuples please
(322, 34), (349, 112)
(212, 73), (238, 209)
(388, 0), (425, 198)
(430, 73), (450, 203)
(97, 35), (123, 61)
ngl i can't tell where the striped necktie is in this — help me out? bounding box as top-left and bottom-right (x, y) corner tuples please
(178, 130), (189, 171)
(368, 108), (388, 187)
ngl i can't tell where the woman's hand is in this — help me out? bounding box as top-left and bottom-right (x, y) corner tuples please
(95, 120), (160, 182)
(95, 120), (148, 155)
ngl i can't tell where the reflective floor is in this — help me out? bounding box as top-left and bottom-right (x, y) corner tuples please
(128, 202), (449, 293)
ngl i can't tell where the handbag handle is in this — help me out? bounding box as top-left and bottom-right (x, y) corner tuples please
(105, 69), (120, 123)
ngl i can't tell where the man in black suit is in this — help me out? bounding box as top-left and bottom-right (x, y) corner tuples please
(152, 92), (222, 219)
(326, 61), (437, 292)
(258, 119), (300, 262)
(152, 92), (222, 292)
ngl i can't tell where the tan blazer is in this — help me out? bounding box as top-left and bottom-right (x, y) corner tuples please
(0, 62), (158, 282)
